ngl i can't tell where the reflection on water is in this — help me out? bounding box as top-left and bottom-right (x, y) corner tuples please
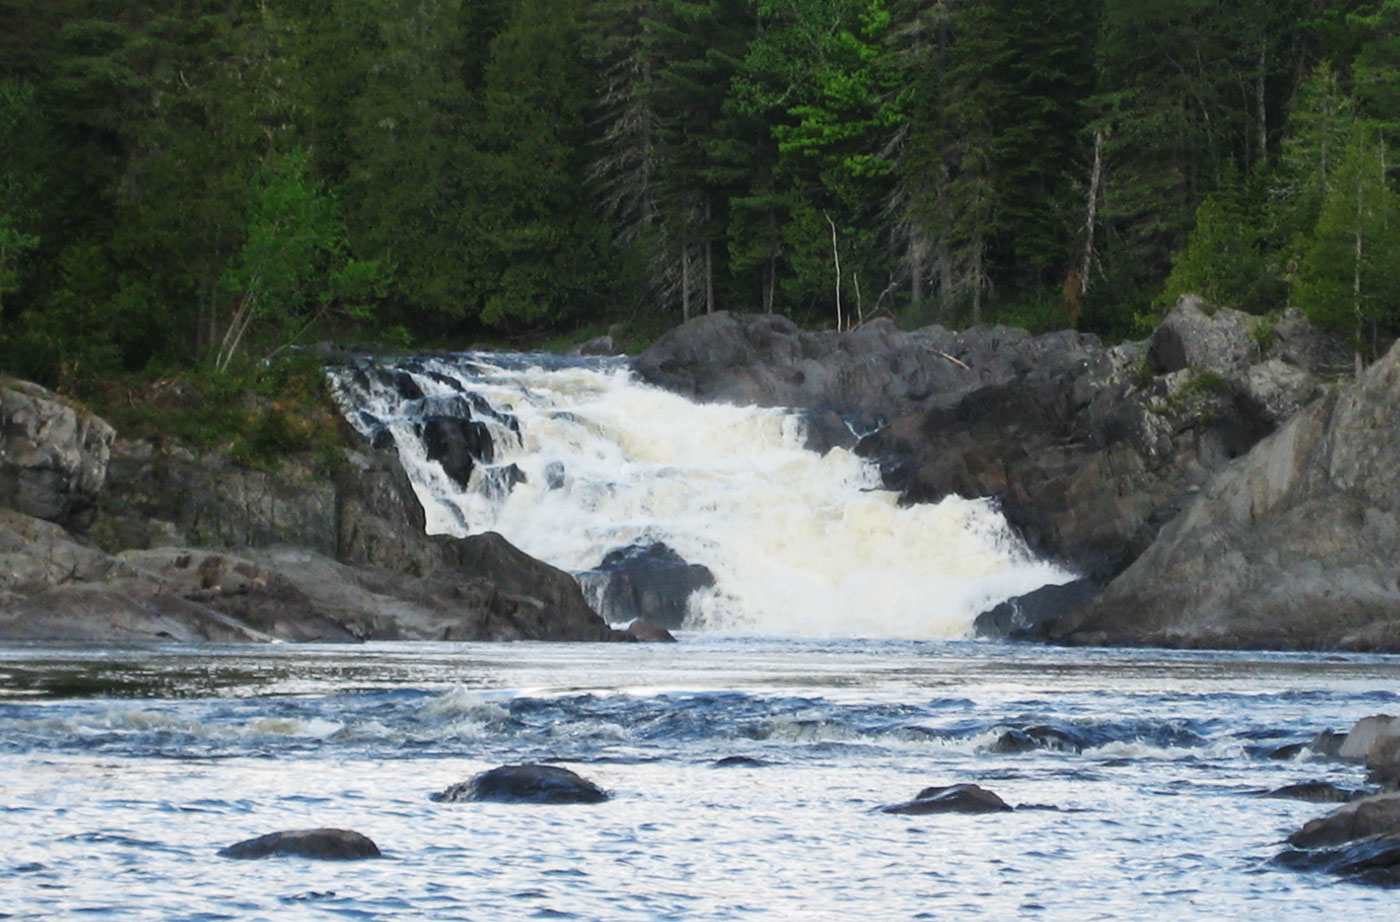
(2, 638), (1399, 920)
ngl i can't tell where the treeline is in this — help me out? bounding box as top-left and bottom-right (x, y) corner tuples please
(1, 0), (1398, 394)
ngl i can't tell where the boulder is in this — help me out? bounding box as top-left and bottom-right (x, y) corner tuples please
(591, 541), (715, 630)
(620, 618), (678, 642)
(431, 764), (609, 804)
(1045, 338), (1400, 651)
(1264, 782), (1369, 804)
(974, 578), (1101, 641)
(881, 783), (1012, 815)
(1339, 714), (1399, 761)
(1287, 793), (1400, 849)
(218, 828), (381, 860)
(0, 378), (115, 531)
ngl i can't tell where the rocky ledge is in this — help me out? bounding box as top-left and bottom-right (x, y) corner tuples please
(0, 376), (620, 643)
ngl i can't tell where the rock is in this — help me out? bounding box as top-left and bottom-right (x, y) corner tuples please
(1046, 339), (1400, 651)
(573, 334), (617, 357)
(711, 756), (768, 768)
(1146, 295), (1255, 380)
(1340, 715), (1399, 761)
(431, 764), (608, 804)
(420, 415), (493, 490)
(1276, 834), (1400, 887)
(974, 579), (1101, 641)
(620, 618), (677, 642)
(1264, 781), (1369, 804)
(218, 828), (381, 860)
(1280, 792), (1400, 886)
(591, 541), (715, 630)
(1308, 730), (1348, 759)
(986, 724), (1090, 755)
(881, 783), (1013, 815)
(0, 378), (115, 531)
(1288, 793), (1400, 849)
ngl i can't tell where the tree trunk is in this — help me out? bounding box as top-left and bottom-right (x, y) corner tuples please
(1081, 129), (1104, 294)
(681, 246), (692, 323)
(826, 212), (842, 330)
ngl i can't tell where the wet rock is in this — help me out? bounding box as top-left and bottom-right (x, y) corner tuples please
(573, 334), (617, 357)
(620, 618), (677, 643)
(711, 756), (768, 768)
(431, 764), (609, 804)
(421, 415), (493, 490)
(1276, 834), (1400, 887)
(987, 724), (1089, 755)
(1280, 792), (1400, 886)
(1288, 793), (1400, 849)
(593, 541), (715, 630)
(0, 378), (115, 532)
(975, 579), (1101, 641)
(1264, 781), (1369, 804)
(218, 828), (381, 860)
(881, 783), (1013, 815)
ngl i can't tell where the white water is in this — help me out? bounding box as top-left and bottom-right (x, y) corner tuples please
(330, 354), (1071, 638)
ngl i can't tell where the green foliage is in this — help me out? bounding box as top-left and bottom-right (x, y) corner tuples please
(1159, 180), (1280, 315)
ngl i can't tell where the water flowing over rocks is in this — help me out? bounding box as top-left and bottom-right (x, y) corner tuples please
(218, 828), (382, 860)
(637, 300), (1340, 590)
(431, 764), (609, 804)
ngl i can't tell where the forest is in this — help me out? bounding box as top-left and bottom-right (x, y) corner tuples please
(1, 0), (1399, 399)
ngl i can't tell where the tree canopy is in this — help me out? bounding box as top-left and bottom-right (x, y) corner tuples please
(2, 0), (1398, 393)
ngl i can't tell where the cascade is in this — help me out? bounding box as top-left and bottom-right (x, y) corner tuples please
(329, 352), (1070, 638)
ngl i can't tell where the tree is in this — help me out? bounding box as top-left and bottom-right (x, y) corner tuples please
(0, 80), (41, 319)
(216, 149), (384, 371)
(1293, 121), (1400, 367)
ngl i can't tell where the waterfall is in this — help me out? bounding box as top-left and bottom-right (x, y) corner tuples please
(328, 352), (1071, 638)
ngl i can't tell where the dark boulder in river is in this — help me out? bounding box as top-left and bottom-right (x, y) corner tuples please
(881, 783), (1012, 815)
(1279, 793), (1400, 886)
(431, 764), (609, 804)
(219, 828), (381, 860)
(592, 541), (714, 630)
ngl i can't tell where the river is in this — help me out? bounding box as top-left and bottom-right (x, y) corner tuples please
(3, 352), (1396, 918)
(2, 639), (1398, 919)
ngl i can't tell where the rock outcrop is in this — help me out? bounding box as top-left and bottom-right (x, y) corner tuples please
(0, 384), (620, 643)
(881, 783), (1013, 815)
(1, 379), (115, 531)
(1044, 337), (1400, 651)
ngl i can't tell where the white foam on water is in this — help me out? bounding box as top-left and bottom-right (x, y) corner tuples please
(330, 355), (1074, 640)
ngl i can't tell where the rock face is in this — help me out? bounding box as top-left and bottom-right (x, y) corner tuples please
(0, 379), (115, 531)
(0, 392), (619, 643)
(1045, 337), (1400, 651)
(431, 764), (609, 804)
(218, 828), (381, 860)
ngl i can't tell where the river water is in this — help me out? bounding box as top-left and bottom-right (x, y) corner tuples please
(3, 639), (1398, 919)
(3, 353), (1397, 918)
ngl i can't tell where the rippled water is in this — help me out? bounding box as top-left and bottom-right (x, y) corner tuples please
(3, 638), (1398, 920)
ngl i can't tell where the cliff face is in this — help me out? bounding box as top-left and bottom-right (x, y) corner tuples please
(0, 378), (616, 644)
(1045, 338), (1400, 652)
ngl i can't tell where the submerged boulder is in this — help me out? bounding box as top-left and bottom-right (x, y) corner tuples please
(219, 828), (381, 860)
(431, 764), (609, 804)
(881, 783), (1012, 815)
(1264, 782), (1369, 804)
